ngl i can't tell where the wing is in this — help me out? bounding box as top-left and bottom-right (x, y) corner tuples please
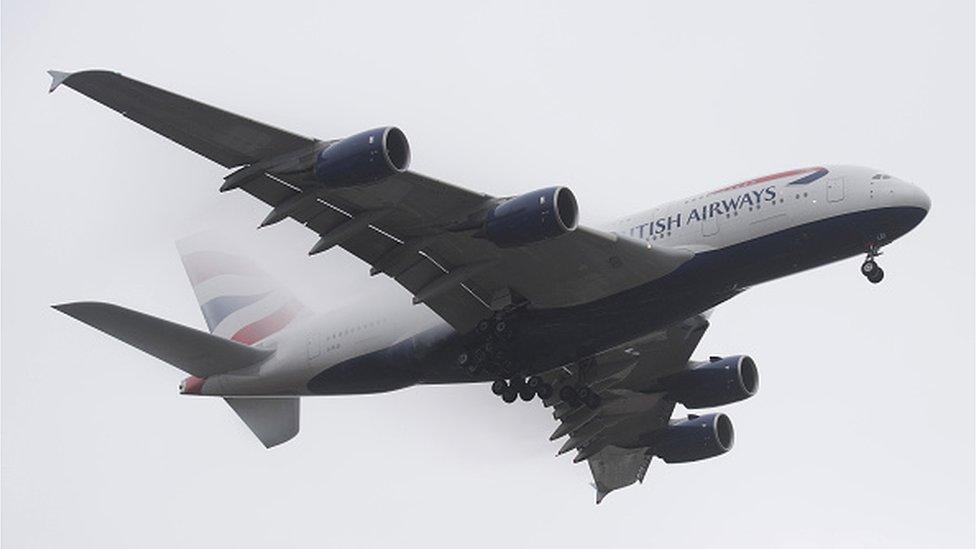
(50, 69), (692, 333)
(48, 70), (315, 167)
(541, 314), (710, 503)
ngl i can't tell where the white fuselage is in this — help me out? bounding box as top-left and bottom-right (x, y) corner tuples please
(194, 165), (930, 396)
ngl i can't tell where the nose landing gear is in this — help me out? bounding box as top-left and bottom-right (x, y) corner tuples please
(861, 245), (885, 284)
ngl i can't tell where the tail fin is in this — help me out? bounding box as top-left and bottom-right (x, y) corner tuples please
(225, 398), (300, 448)
(176, 234), (309, 345)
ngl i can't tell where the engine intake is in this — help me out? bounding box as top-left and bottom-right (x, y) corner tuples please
(313, 127), (410, 188)
(483, 186), (579, 247)
(658, 355), (759, 408)
(653, 413), (735, 463)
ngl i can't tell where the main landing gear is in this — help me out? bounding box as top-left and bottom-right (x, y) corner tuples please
(456, 315), (578, 406)
(490, 376), (554, 404)
(861, 245), (885, 284)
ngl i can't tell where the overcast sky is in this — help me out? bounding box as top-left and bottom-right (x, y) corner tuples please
(3, 1), (974, 547)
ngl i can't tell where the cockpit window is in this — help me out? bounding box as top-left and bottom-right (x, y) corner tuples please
(872, 174), (892, 180)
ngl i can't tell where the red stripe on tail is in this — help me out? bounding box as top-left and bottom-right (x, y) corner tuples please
(230, 300), (303, 345)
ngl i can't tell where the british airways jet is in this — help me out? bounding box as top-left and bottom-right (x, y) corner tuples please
(48, 70), (930, 502)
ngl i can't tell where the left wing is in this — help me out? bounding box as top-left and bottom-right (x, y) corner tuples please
(541, 314), (710, 502)
(50, 69), (694, 333)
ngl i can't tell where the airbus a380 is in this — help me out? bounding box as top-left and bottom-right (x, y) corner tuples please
(49, 70), (930, 502)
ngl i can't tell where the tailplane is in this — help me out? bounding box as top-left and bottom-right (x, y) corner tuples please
(53, 301), (273, 377)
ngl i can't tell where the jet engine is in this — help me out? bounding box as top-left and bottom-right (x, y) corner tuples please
(313, 126), (410, 188)
(658, 355), (759, 408)
(653, 413), (735, 463)
(482, 186), (579, 247)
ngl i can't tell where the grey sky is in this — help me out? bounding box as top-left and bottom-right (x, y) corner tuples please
(3, 0), (974, 547)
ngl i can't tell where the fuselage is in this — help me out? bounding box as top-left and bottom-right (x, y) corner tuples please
(189, 165), (930, 397)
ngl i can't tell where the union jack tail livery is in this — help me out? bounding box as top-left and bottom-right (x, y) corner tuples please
(176, 234), (309, 346)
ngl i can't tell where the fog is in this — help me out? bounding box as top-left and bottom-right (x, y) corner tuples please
(2, 1), (974, 547)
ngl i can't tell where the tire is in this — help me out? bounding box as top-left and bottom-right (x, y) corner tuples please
(577, 386), (593, 400)
(585, 393), (602, 409)
(478, 320), (490, 333)
(527, 376), (542, 389)
(491, 380), (508, 395)
(536, 383), (553, 400)
(868, 267), (885, 284)
(519, 387), (535, 401)
(861, 260), (877, 276)
(502, 388), (518, 403)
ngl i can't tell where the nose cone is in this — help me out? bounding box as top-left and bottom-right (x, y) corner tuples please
(902, 183), (930, 231)
(908, 184), (931, 213)
(889, 181), (930, 236)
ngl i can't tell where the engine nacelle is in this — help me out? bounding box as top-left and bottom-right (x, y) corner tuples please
(482, 186), (579, 247)
(659, 355), (759, 408)
(653, 413), (735, 463)
(313, 127), (410, 188)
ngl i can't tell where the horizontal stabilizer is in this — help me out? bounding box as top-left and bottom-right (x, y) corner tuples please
(225, 398), (299, 448)
(54, 301), (273, 377)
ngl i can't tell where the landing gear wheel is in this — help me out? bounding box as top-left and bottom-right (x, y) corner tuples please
(867, 267), (885, 284)
(519, 386), (535, 401)
(584, 392), (602, 410)
(501, 387), (518, 403)
(536, 383), (553, 400)
(576, 386), (593, 401)
(527, 376), (543, 389)
(491, 379), (508, 396)
(861, 260), (878, 277)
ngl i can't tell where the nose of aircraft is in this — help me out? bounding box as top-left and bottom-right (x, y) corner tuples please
(907, 182), (931, 213)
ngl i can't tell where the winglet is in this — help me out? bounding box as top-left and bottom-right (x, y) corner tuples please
(47, 70), (72, 93)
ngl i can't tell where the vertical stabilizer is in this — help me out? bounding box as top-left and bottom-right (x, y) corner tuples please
(225, 398), (300, 448)
(176, 234), (309, 345)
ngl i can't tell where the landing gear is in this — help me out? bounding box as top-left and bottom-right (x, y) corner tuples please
(527, 376), (553, 400)
(491, 379), (508, 396)
(460, 314), (595, 408)
(861, 246), (885, 284)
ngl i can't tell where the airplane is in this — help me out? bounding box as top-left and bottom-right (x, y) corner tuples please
(47, 69), (930, 503)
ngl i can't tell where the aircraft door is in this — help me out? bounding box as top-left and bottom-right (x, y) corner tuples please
(827, 177), (845, 202)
